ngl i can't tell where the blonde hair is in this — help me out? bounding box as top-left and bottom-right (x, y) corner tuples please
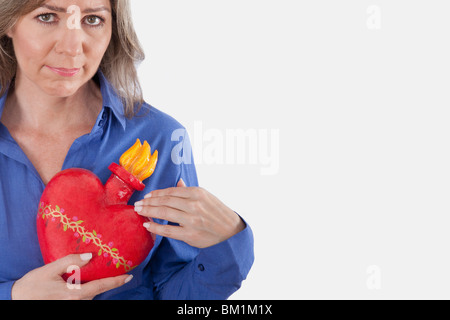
(0, 0), (145, 118)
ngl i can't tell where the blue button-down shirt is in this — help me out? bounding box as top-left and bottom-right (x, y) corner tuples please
(0, 71), (254, 300)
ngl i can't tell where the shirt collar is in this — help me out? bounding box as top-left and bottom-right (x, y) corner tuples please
(0, 89), (7, 122)
(96, 69), (127, 130)
(0, 69), (127, 131)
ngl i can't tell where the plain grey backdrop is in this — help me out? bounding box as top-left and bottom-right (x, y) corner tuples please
(130, 0), (450, 299)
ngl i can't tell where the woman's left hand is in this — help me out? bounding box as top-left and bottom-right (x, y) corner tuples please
(134, 180), (246, 249)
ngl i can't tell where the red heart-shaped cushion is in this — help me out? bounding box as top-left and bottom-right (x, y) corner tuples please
(36, 163), (154, 282)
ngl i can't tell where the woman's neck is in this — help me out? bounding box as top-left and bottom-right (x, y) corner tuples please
(2, 71), (102, 134)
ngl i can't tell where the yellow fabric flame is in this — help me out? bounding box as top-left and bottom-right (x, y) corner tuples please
(119, 139), (158, 182)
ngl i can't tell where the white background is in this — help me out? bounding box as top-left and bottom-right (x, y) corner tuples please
(130, 0), (450, 299)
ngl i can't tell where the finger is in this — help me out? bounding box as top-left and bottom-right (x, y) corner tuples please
(136, 204), (187, 225)
(144, 185), (193, 200)
(143, 221), (186, 242)
(135, 195), (192, 213)
(177, 179), (187, 187)
(79, 274), (133, 299)
(46, 253), (93, 276)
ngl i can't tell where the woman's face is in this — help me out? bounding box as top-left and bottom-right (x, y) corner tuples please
(7, 0), (112, 97)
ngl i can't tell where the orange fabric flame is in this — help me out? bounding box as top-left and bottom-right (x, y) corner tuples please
(119, 139), (158, 182)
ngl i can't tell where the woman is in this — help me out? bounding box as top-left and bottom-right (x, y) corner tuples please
(0, 0), (254, 300)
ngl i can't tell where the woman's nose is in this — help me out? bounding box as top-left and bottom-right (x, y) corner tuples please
(54, 27), (83, 57)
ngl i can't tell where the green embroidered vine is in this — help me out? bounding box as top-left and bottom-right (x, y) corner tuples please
(39, 202), (134, 272)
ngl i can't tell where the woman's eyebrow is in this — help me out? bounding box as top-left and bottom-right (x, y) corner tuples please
(83, 6), (111, 14)
(40, 4), (111, 13)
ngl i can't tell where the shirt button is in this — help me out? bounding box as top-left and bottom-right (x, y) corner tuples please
(198, 264), (205, 272)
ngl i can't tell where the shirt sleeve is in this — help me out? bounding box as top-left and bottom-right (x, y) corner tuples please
(0, 281), (14, 300)
(150, 221), (254, 300)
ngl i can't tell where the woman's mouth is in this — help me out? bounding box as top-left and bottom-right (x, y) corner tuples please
(45, 66), (81, 77)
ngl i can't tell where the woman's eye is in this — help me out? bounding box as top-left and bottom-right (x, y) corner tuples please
(37, 13), (56, 23)
(84, 15), (103, 26)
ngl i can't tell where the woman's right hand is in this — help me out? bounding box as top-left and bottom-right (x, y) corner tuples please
(11, 253), (132, 300)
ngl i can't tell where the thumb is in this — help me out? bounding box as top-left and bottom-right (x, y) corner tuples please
(177, 178), (187, 188)
(47, 253), (93, 276)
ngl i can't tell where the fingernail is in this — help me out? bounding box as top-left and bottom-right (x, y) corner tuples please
(144, 193), (152, 199)
(135, 201), (144, 207)
(80, 253), (92, 261)
(143, 222), (151, 229)
(124, 275), (133, 284)
(134, 206), (143, 213)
